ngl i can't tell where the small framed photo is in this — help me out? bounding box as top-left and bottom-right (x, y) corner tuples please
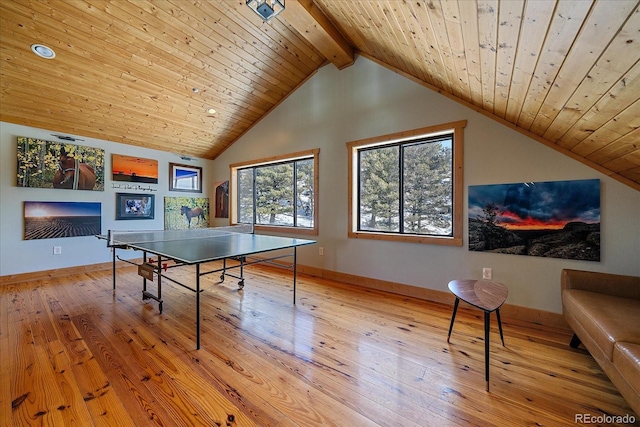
(169, 163), (202, 193)
(116, 193), (155, 220)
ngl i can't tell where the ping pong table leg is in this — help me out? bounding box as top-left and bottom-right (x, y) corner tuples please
(239, 257), (245, 289)
(293, 247), (297, 305)
(196, 264), (201, 350)
(112, 247), (117, 290)
(157, 255), (163, 313)
(142, 252), (147, 294)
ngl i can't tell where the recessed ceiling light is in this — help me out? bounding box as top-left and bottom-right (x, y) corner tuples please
(31, 44), (55, 59)
(192, 88), (199, 93)
(207, 108), (216, 114)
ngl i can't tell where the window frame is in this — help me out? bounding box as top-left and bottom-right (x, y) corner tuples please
(347, 121), (465, 246)
(229, 149), (319, 236)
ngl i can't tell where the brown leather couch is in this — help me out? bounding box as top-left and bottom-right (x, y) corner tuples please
(561, 269), (640, 415)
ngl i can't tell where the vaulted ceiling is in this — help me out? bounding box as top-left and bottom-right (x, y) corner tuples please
(1, 1), (639, 190)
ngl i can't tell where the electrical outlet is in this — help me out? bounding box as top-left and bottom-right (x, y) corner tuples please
(319, 247), (324, 256)
(482, 267), (492, 280)
(53, 246), (62, 255)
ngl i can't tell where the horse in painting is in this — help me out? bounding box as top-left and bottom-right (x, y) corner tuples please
(180, 205), (205, 228)
(52, 147), (97, 190)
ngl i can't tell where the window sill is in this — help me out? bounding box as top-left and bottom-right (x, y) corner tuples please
(348, 230), (462, 246)
(249, 224), (318, 236)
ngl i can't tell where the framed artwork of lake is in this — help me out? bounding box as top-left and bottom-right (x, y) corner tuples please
(468, 179), (600, 261)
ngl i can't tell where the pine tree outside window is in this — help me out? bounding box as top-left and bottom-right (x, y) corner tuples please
(347, 121), (465, 246)
(230, 149), (319, 236)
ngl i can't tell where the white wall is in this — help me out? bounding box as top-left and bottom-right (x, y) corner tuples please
(210, 57), (640, 314)
(0, 122), (213, 276)
(2, 57), (638, 314)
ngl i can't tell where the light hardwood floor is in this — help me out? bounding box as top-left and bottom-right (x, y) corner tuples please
(1, 263), (637, 426)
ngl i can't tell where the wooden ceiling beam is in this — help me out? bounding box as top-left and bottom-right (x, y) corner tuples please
(284, 0), (354, 69)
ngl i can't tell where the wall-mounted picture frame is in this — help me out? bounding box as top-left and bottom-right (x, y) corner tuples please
(17, 136), (105, 191)
(116, 193), (155, 220)
(214, 180), (229, 218)
(24, 201), (102, 239)
(468, 179), (600, 261)
(164, 196), (209, 229)
(112, 154), (158, 184)
(169, 163), (202, 193)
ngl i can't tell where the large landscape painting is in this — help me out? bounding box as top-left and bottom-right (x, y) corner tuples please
(112, 154), (158, 184)
(24, 201), (102, 240)
(468, 179), (600, 261)
(17, 137), (104, 191)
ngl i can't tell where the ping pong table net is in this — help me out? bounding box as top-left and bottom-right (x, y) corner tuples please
(107, 224), (255, 247)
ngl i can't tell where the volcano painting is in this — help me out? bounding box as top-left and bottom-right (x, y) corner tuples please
(468, 179), (600, 261)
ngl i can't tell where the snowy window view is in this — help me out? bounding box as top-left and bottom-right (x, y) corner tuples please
(356, 134), (454, 237)
(237, 156), (315, 229)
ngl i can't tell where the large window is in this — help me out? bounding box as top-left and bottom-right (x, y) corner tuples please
(347, 121), (465, 246)
(230, 149), (319, 235)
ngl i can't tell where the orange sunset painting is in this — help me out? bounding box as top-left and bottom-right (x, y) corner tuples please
(468, 179), (600, 261)
(112, 154), (158, 184)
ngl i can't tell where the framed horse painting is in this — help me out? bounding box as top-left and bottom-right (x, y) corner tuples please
(17, 136), (105, 191)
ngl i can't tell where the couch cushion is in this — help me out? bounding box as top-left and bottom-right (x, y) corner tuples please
(563, 290), (640, 360)
(612, 342), (640, 397)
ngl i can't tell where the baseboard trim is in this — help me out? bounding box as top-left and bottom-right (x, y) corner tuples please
(0, 260), (124, 285)
(1, 261), (570, 332)
(297, 264), (571, 332)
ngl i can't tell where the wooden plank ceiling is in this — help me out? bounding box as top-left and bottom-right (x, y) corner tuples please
(1, 0), (639, 190)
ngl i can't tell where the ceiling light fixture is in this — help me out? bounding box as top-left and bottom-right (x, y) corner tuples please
(246, 0), (284, 21)
(31, 44), (56, 59)
(207, 108), (216, 115)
